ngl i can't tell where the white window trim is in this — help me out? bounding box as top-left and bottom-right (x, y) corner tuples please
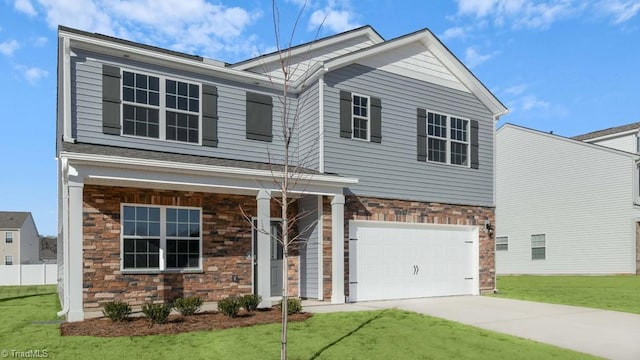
(425, 110), (471, 168)
(120, 203), (203, 274)
(351, 93), (371, 142)
(495, 236), (508, 251)
(5, 255), (12, 265)
(531, 233), (546, 260)
(120, 68), (203, 145)
(5, 232), (12, 243)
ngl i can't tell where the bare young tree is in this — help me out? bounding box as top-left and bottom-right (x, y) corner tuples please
(241, 1), (326, 359)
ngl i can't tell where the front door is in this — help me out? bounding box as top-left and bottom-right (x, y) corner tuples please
(253, 220), (283, 297)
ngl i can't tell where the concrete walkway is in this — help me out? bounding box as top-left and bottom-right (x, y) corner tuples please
(304, 296), (640, 360)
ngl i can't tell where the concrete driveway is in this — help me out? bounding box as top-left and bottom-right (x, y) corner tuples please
(304, 296), (640, 360)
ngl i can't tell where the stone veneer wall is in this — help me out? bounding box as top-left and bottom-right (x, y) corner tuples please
(331, 196), (496, 297)
(82, 185), (298, 312)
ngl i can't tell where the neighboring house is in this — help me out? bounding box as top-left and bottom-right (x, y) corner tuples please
(496, 123), (640, 275)
(572, 121), (640, 153)
(56, 25), (507, 321)
(0, 212), (40, 265)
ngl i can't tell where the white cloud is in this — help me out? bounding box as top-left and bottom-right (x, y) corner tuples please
(32, 0), (260, 60)
(464, 47), (497, 68)
(309, 7), (359, 33)
(33, 36), (48, 47)
(17, 65), (49, 85)
(0, 40), (20, 56)
(455, 0), (580, 30)
(596, 0), (640, 23)
(440, 26), (466, 40)
(504, 83), (528, 96)
(520, 95), (550, 110)
(14, 0), (37, 16)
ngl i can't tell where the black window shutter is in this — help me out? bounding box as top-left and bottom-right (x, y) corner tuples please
(102, 64), (121, 135)
(370, 97), (382, 143)
(246, 92), (273, 142)
(470, 119), (479, 169)
(339, 90), (352, 138)
(417, 108), (427, 162)
(202, 84), (218, 147)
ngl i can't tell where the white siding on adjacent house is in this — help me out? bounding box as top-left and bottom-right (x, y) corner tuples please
(587, 133), (637, 153)
(496, 125), (639, 274)
(19, 215), (40, 264)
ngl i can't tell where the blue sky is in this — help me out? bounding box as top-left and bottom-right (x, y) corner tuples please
(1, 0), (639, 235)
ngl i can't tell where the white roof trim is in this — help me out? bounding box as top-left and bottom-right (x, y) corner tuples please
(60, 151), (358, 186)
(59, 29), (282, 88)
(324, 30), (508, 117)
(498, 124), (640, 159)
(230, 26), (384, 71)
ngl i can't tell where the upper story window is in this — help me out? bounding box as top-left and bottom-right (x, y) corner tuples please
(352, 94), (370, 141)
(121, 70), (200, 144)
(427, 112), (469, 166)
(5, 232), (12, 244)
(121, 204), (201, 272)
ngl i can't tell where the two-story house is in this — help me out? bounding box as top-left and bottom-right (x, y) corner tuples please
(0, 212), (40, 265)
(56, 25), (507, 321)
(496, 123), (640, 275)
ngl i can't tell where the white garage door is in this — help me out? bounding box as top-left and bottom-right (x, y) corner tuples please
(349, 221), (479, 302)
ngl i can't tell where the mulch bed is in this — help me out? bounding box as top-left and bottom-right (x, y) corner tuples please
(60, 309), (313, 337)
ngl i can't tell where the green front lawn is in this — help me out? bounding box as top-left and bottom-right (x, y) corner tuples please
(493, 275), (640, 314)
(0, 285), (596, 359)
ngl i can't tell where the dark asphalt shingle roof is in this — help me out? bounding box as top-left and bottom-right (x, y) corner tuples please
(0, 212), (30, 228)
(572, 122), (640, 141)
(61, 142), (321, 174)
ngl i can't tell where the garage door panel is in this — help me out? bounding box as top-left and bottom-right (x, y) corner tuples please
(349, 221), (478, 302)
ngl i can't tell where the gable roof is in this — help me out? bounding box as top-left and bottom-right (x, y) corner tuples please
(0, 212), (31, 229)
(230, 25), (384, 70)
(321, 28), (508, 117)
(572, 122), (640, 141)
(498, 123), (640, 159)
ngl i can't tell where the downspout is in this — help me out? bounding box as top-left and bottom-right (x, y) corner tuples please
(57, 157), (70, 318)
(318, 69), (326, 173)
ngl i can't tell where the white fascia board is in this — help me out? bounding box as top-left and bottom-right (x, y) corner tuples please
(499, 123), (640, 160)
(59, 151), (358, 186)
(59, 30), (283, 89)
(323, 30), (508, 117)
(230, 27), (384, 71)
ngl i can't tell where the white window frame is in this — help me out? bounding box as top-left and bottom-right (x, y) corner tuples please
(351, 93), (371, 141)
(5, 255), (12, 265)
(120, 203), (203, 273)
(426, 110), (471, 167)
(5, 232), (12, 244)
(531, 234), (546, 260)
(495, 236), (508, 251)
(120, 68), (202, 145)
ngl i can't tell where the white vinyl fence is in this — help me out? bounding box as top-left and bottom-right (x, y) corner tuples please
(0, 264), (57, 285)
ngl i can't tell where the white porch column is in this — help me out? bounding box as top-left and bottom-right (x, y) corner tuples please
(67, 179), (84, 321)
(256, 189), (271, 307)
(331, 194), (345, 304)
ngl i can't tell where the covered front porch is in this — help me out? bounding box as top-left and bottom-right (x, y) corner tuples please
(58, 145), (357, 321)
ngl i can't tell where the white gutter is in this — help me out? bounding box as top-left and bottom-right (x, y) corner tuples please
(59, 151), (358, 185)
(318, 72), (326, 173)
(56, 158), (70, 318)
(62, 37), (74, 143)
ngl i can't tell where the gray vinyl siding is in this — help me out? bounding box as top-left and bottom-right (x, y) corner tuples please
(71, 49), (297, 165)
(297, 81), (319, 170)
(298, 195), (319, 299)
(324, 64), (495, 206)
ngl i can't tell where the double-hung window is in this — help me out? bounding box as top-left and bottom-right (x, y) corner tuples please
(427, 112), (470, 166)
(5, 255), (12, 265)
(495, 236), (508, 251)
(531, 234), (546, 260)
(122, 205), (201, 271)
(5, 232), (12, 244)
(122, 70), (200, 144)
(352, 94), (370, 140)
